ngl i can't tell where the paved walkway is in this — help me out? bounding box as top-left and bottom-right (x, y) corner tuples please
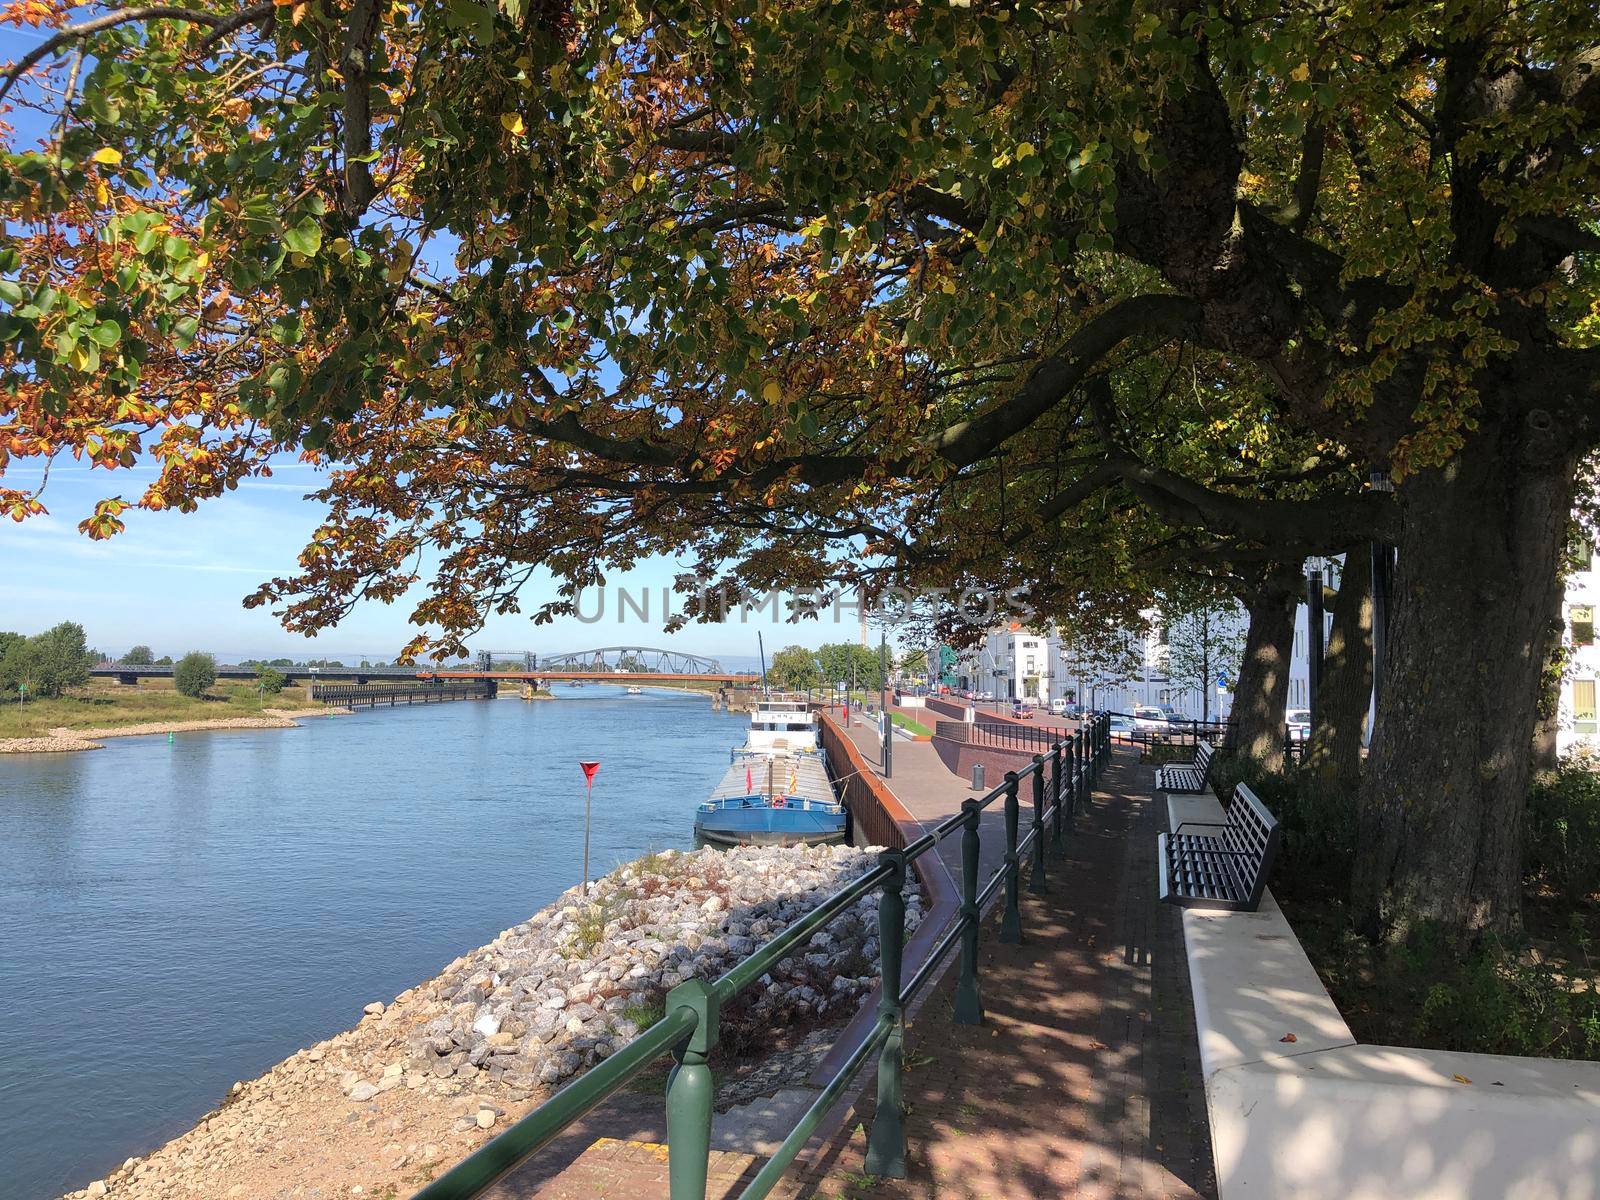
(834, 710), (1013, 881)
(489, 748), (1215, 1200)
(789, 749), (1214, 1200)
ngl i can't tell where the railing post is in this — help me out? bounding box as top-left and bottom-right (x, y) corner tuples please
(865, 849), (908, 1178)
(1000, 772), (1023, 944)
(1050, 741), (1065, 856)
(665, 978), (718, 1200)
(954, 799), (985, 1025)
(1075, 729), (1086, 810)
(1029, 755), (1048, 894)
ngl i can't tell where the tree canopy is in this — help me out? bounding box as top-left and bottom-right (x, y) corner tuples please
(3, 0), (1590, 644)
(0, 620), (92, 697)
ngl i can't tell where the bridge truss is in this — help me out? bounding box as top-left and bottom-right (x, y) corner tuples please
(536, 646), (727, 675)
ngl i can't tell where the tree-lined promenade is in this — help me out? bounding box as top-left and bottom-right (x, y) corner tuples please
(2, 2), (1597, 951)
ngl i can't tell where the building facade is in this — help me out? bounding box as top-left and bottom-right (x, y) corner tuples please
(951, 540), (1599, 750)
(1559, 536), (1599, 755)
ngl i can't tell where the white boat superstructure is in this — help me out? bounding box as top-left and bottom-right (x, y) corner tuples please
(746, 694), (818, 753)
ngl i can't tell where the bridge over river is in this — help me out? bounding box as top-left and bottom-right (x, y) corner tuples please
(91, 646), (760, 690)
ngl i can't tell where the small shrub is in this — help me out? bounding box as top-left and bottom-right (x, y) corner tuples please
(173, 651), (217, 698)
(566, 899), (613, 957)
(1526, 756), (1600, 903)
(1209, 752), (1356, 897)
(255, 666), (286, 695)
(620, 999), (665, 1030)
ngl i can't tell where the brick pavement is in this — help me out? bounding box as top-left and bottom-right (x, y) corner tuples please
(488, 748), (1214, 1200)
(786, 748), (1214, 1200)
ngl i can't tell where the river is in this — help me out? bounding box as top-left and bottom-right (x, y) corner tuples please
(0, 686), (745, 1199)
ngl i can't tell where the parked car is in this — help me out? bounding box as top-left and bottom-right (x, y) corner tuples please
(1108, 713), (1136, 737)
(1012, 703), (1036, 719)
(1049, 697), (1069, 714)
(1286, 709), (1312, 741)
(978, 689), (994, 701)
(1159, 705), (1193, 724)
(1132, 705), (1168, 732)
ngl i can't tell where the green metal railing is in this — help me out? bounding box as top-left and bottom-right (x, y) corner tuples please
(414, 715), (1113, 1199)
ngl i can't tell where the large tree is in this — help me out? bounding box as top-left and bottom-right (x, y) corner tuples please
(2, 1), (1597, 941)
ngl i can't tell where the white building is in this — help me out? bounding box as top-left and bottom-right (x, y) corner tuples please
(1558, 536), (1599, 755)
(953, 624), (1072, 703)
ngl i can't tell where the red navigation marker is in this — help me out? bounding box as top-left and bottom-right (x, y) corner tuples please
(578, 760), (600, 891)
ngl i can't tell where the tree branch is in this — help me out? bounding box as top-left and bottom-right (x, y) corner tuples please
(0, 5), (273, 105)
(340, 0), (382, 218)
(933, 294), (1203, 467)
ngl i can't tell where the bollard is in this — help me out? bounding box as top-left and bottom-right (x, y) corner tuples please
(1000, 772), (1023, 944)
(664, 978), (718, 1200)
(1050, 741), (1065, 856)
(953, 799), (985, 1025)
(971, 761), (985, 791)
(864, 849), (908, 1178)
(1029, 755), (1048, 894)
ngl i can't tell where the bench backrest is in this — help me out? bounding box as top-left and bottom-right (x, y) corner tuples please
(1220, 783), (1281, 908)
(1193, 740), (1214, 773)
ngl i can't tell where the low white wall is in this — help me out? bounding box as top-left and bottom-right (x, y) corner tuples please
(1169, 793), (1600, 1200)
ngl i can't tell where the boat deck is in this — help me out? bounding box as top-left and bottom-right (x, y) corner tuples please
(707, 751), (835, 805)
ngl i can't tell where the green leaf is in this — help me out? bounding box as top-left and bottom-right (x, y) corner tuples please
(283, 218), (323, 257)
(89, 321), (122, 348)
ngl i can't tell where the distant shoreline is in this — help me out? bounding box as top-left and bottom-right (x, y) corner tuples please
(0, 706), (351, 756)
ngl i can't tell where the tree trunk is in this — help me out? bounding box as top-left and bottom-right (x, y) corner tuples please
(1353, 412), (1579, 943)
(1531, 580), (1566, 774)
(1303, 548), (1373, 795)
(1226, 562), (1302, 772)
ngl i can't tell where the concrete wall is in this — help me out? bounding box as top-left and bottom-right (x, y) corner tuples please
(1169, 792), (1600, 1200)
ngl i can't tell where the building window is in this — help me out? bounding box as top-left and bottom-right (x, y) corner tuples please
(1575, 539), (1594, 571)
(1574, 606), (1595, 647)
(1575, 680), (1597, 737)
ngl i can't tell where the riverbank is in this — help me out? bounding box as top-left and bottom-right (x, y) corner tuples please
(0, 679), (331, 749)
(58, 842), (919, 1200)
(0, 707), (349, 755)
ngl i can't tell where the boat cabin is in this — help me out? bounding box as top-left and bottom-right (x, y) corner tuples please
(747, 694), (818, 753)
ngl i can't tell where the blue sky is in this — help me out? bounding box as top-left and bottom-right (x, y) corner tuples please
(3, 458), (872, 662)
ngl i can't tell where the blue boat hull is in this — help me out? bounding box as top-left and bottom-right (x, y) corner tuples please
(694, 801), (848, 847)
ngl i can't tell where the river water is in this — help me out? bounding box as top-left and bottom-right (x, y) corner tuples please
(0, 687), (745, 1199)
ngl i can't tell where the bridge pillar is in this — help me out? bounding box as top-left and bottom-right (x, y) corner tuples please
(118, 672), (138, 686)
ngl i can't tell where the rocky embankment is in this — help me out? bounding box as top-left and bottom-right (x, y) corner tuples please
(63, 843), (920, 1200)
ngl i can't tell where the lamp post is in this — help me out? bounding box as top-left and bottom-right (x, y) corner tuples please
(1369, 471), (1396, 712)
(1307, 564), (1325, 729)
(880, 626), (893, 779)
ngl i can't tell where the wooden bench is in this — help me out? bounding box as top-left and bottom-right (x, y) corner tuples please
(1156, 739), (1213, 793)
(1158, 783), (1280, 911)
